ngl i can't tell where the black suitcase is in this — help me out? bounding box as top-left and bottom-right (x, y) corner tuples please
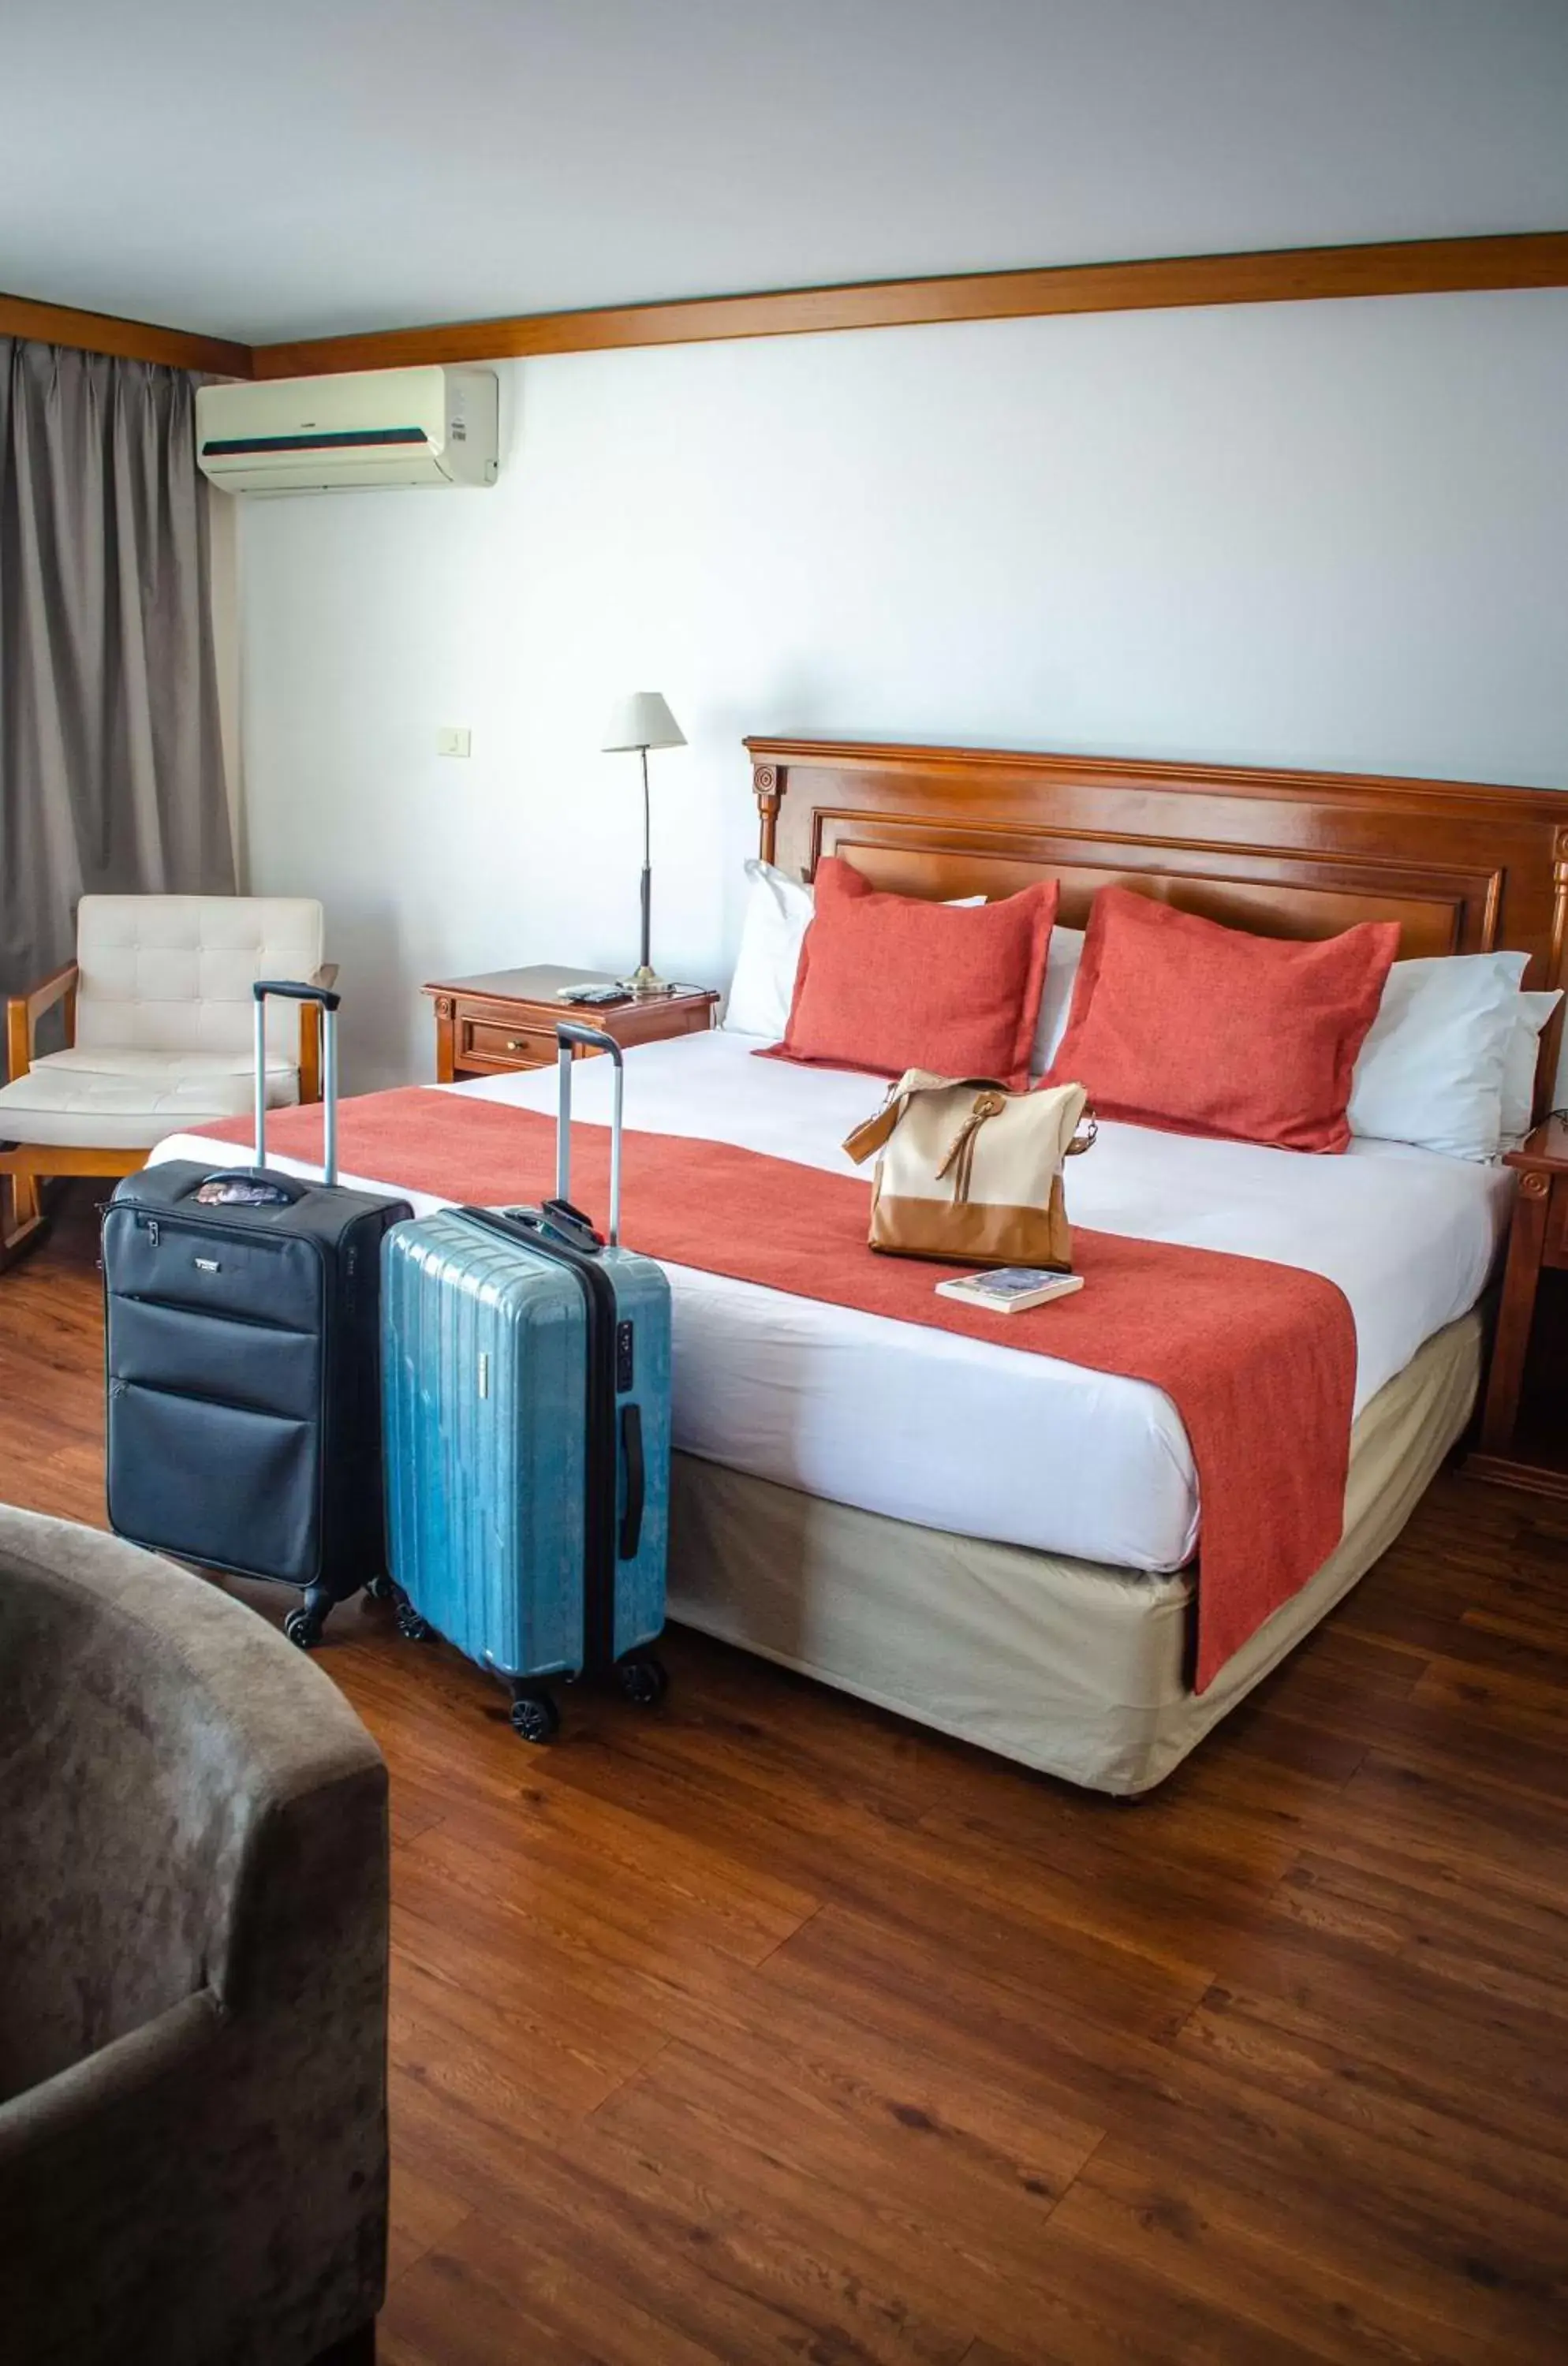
(103, 980), (412, 1645)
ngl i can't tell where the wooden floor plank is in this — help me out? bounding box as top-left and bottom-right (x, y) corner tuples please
(763, 1899), (1568, 2321)
(386, 2155), (472, 2287)
(8, 1186), (1568, 2361)
(1175, 1980), (1568, 2204)
(1043, 2154), (1551, 2366)
(952, 2221), (1339, 2366)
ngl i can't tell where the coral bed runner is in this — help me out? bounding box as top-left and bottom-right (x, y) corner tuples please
(200, 1088), (1357, 1690)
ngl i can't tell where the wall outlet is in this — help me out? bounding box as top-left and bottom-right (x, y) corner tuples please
(436, 726), (472, 757)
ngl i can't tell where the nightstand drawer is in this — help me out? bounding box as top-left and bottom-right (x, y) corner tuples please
(461, 1018), (554, 1070)
(460, 1015), (605, 1071)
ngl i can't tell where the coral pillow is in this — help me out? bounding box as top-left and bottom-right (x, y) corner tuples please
(773, 858), (1057, 1089)
(1047, 887), (1399, 1153)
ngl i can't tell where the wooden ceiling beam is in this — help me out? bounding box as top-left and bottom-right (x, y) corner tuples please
(0, 288), (252, 376)
(251, 229), (1568, 379)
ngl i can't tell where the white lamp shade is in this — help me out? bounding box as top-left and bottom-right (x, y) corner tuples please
(600, 692), (685, 753)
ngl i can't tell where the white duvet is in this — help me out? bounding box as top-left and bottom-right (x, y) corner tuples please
(151, 1029), (1512, 1574)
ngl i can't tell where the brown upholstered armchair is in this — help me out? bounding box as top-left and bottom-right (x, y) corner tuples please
(0, 1506), (389, 2366)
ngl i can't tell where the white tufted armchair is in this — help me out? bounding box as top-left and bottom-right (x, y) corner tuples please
(0, 896), (334, 1267)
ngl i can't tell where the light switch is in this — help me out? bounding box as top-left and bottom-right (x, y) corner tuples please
(436, 726), (472, 757)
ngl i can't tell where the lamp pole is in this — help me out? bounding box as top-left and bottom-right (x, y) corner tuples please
(637, 743), (655, 987)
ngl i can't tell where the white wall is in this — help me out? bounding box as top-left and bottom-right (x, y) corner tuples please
(237, 290), (1568, 1089)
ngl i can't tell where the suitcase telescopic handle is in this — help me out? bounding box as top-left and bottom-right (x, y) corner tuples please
(555, 1024), (624, 1248)
(253, 980), (342, 1188)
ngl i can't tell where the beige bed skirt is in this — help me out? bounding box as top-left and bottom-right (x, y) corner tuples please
(666, 1310), (1480, 1795)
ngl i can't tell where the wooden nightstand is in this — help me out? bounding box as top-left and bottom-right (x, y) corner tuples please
(1471, 1114), (1568, 1500)
(425, 965), (719, 1083)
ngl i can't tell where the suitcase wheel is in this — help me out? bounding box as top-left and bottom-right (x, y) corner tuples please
(509, 1691), (560, 1745)
(364, 1572), (396, 1604)
(283, 1581), (338, 1651)
(396, 1603), (435, 1644)
(616, 1653), (668, 1710)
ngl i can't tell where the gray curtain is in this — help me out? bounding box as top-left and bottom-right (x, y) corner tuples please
(0, 337), (235, 1026)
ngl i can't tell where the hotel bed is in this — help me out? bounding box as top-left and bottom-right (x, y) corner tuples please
(152, 738), (1567, 1791)
(441, 1036), (1510, 1575)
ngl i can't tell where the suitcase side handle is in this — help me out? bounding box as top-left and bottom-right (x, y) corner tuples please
(253, 980), (340, 1188)
(555, 1025), (624, 1248)
(618, 1402), (645, 1561)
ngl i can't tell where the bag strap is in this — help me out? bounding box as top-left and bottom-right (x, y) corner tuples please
(842, 1071), (1010, 1167)
(1065, 1100), (1099, 1155)
(842, 1092), (908, 1166)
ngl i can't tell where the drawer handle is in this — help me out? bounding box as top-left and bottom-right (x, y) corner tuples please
(506, 1038), (526, 1052)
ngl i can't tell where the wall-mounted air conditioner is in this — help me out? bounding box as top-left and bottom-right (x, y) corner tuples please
(196, 366), (499, 494)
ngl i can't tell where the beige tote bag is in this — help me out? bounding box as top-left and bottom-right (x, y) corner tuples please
(843, 1073), (1096, 1269)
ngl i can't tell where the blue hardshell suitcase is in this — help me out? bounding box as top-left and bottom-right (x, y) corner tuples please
(381, 1023), (670, 1740)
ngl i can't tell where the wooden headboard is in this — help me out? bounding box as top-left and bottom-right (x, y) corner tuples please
(746, 736), (1568, 1120)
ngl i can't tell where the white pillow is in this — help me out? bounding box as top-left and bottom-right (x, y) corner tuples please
(722, 860), (985, 1039)
(1501, 990), (1562, 1139)
(723, 860), (816, 1038)
(1347, 952), (1527, 1161)
(1031, 924), (1085, 1076)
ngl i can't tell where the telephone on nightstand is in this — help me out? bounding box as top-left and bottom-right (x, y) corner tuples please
(556, 983), (631, 1007)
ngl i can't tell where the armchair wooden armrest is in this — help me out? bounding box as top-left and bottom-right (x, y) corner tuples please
(298, 965), (341, 1104)
(6, 961), (78, 1084)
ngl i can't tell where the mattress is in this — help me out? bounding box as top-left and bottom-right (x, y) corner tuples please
(151, 1028), (1512, 1574)
(666, 1308), (1481, 1793)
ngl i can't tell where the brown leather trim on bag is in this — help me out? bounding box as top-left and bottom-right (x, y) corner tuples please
(869, 1176), (1073, 1270)
(842, 1097), (905, 1165)
(1066, 1101), (1099, 1155)
(934, 1089), (1008, 1200)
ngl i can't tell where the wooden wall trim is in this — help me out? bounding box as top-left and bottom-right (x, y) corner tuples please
(8, 226), (1562, 384)
(0, 289), (252, 377)
(251, 230), (1568, 379)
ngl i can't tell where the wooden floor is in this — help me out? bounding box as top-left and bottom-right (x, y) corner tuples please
(7, 1191), (1568, 2364)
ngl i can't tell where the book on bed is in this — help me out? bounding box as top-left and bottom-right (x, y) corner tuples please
(933, 1267), (1085, 1313)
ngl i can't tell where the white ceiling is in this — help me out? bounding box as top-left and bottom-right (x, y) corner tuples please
(4, 0), (1566, 345)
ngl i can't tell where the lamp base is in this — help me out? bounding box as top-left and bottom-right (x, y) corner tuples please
(620, 965), (676, 1001)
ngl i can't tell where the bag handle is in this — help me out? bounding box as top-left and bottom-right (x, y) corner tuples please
(554, 1024), (624, 1247)
(842, 1073), (1014, 1169)
(195, 1169), (308, 1206)
(842, 1093), (907, 1166)
(619, 1403), (645, 1559)
(253, 980), (341, 1186)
